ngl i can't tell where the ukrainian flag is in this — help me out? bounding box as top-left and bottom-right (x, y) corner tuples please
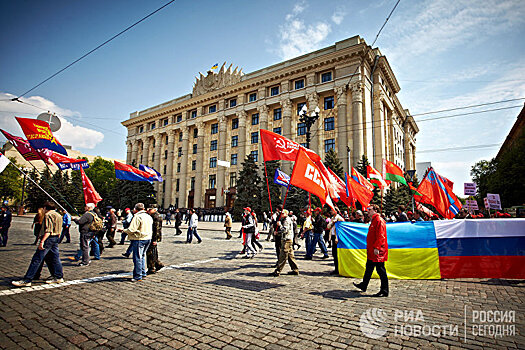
(336, 221), (441, 279)
(211, 63), (219, 70)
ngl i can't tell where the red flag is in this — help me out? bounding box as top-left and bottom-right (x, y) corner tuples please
(15, 117), (68, 155)
(290, 148), (334, 210)
(416, 168), (461, 219)
(80, 167), (102, 204)
(1, 129), (51, 163)
(345, 172), (374, 209)
(260, 129), (299, 161)
(326, 167), (354, 207)
(351, 167), (374, 191)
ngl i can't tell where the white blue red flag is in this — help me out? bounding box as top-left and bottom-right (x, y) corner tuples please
(273, 168), (290, 187)
(139, 164), (163, 182)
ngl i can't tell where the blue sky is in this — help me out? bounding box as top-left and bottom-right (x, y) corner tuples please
(1, 0), (524, 191)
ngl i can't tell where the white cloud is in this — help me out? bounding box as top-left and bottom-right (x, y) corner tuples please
(0, 92), (104, 150)
(331, 8), (346, 25)
(383, 0), (525, 63)
(276, 1), (346, 60)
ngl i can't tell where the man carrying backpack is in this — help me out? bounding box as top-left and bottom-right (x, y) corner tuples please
(73, 203), (103, 266)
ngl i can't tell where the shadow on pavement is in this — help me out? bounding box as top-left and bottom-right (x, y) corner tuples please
(310, 289), (365, 300)
(206, 278), (284, 292)
(180, 266), (240, 274)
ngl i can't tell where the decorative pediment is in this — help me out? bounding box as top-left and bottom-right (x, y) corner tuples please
(192, 62), (243, 96)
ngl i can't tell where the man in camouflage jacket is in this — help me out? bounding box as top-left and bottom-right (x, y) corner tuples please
(147, 204), (165, 274)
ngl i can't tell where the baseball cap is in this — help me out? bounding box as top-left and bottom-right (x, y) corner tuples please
(243, 207), (251, 212)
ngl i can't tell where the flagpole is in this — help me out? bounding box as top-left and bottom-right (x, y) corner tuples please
(282, 184), (290, 208)
(263, 160), (273, 214)
(9, 160), (68, 213)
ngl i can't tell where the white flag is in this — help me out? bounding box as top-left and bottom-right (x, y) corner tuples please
(0, 152), (10, 174)
(217, 159), (231, 168)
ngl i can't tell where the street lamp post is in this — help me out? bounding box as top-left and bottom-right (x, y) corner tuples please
(299, 105), (321, 149)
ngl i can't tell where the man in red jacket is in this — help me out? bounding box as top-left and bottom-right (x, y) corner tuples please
(353, 204), (389, 297)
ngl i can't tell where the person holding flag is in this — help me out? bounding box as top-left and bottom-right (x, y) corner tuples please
(270, 209), (300, 277)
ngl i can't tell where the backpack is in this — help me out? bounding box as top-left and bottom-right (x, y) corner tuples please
(88, 212), (104, 232)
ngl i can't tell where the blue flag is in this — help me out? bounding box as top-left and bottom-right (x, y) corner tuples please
(273, 168), (290, 187)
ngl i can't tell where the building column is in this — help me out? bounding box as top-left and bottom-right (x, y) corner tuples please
(258, 105), (269, 160)
(178, 126), (189, 208)
(164, 130), (176, 207)
(142, 137), (150, 166)
(238, 111), (247, 162)
(153, 134), (162, 195)
(280, 99), (293, 176)
(216, 115), (227, 207)
(126, 141), (132, 164)
(336, 85), (349, 173)
(373, 93), (386, 170)
(131, 140), (138, 166)
(193, 121), (205, 208)
(351, 81), (364, 167)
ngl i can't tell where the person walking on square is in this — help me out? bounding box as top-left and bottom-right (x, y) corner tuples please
(58, 209), (71, 243)
(165, 210), (172, 225)
(119, 203), (152, 282)
(271, 209), (299, 276)
(31, 207), (45, 245)
(306, 208), (329, 259)
(186, 208), (202, 243)
(0, 205), (12, 247)
(224, 212), (233, 239)
(119, 208), (133, 245)
(301, 209), (314, 258)
(12, 201), (64, 287)
(241, 207), (257, 258)
(72, 203), (100, 266)
(354, 204), (389, 297)
(105, 208), (118, 248)
(174, 208), (183, 236)
(146, 204), (165, 275)
(327, 208), (344, 275)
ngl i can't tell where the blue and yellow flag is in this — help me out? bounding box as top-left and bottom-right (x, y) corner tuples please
(211, 63), (219, 70)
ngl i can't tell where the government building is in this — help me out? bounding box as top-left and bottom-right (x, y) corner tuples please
(122, 36), (418, 210)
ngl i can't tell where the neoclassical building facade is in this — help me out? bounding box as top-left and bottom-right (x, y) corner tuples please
(122, 36), (418, 209)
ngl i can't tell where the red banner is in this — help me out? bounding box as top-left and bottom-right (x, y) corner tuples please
(0, 129), (51, 163)
(80, 167), (102, 204)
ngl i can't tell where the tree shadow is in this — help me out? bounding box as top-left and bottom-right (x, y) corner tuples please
(206, 278), (284, 292)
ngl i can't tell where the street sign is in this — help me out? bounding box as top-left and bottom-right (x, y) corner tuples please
(464, 182), (477, 196)
(486, 193), (502, 210)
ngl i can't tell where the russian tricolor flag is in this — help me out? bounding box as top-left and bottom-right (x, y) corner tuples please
(114, 161), (159, 182)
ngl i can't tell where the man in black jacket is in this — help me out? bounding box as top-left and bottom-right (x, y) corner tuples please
(174, 208), (182, 235)
(72, 203), (99, 266)
(0, 205), (12, 247)
(147, 204), (165, 274)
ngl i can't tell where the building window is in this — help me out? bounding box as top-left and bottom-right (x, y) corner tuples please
(163, 118), (169, 126)
(231, 135), (238, 147)
(294, 79), (304, 90)
(300, 142), (308, 148)
(321, 71), (332, 82)
(324, 96), (334, 110)
(324, 117), (335, 131)
(232, 118), (239, 129)
(165, 136), (169, 145)
(229, 98), (237, 108)
(193, 144), (197, 154)
(210, 140), (218, 151)
(250, 150), (258, 162)
(249, 92), (257, 102)
(274, 108), (282, 120)
(193, 128), (198, 138)
(192, 160), (196, 170)
(164, 150), (168, 159)
(210, 157), (217, 168)
(150, 122), (156, 130)
(178, 147), (182, 157)
(208, 105), (217, 113)
(140, 155), (143, 163)
(163, 165), (167, 175)
(273, 127), (282, 135)
(251, 132), (258, 144)
(324, 139), (335, 153)
(176, 179), (180, 191)
(270, 86), (279, 96)
(191, 110), (197, 118)
(177, 163), (181, 173)
(138, 126), (144, 133)
(151, 153), (155, 162)
(298, 122), (306, 136)
(209, 174), (216, 189)
(230, 173), (237, 188)
(153, 138), (156, 147)
(252, 113), (259, 125)
(211, 123), (218, 134)
(191, 177), (195, 190)
(179, 132), (183, 142)
(176, 114), (183, 122)
(231, 153), (238, 165)
(163, 181), (166, 192)
(297, 102), (306, 115)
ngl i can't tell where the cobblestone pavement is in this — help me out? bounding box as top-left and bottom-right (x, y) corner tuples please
(0, 217), (523, 349)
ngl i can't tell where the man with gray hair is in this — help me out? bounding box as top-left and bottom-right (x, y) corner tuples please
(72, 203), (100, 266)
(119, 203), (153, 281)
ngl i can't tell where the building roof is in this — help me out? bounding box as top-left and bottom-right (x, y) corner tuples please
(496, 104), (525, 159)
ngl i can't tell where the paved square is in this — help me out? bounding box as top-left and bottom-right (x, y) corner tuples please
(0, 217), (523, 349)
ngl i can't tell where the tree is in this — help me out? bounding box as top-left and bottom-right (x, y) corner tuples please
(383, 184), (411, 215)
(324, 149), (344, 178)
(0, 157), (22, 203)
(232, 155), (262, 220)
(355, 154), (369, 177)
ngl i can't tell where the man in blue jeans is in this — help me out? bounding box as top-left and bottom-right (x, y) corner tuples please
(307, 208), (329, 259)
(119, 203), (152, 282)
(12, 201), (64, 287)
(186, 208), (202, 244)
